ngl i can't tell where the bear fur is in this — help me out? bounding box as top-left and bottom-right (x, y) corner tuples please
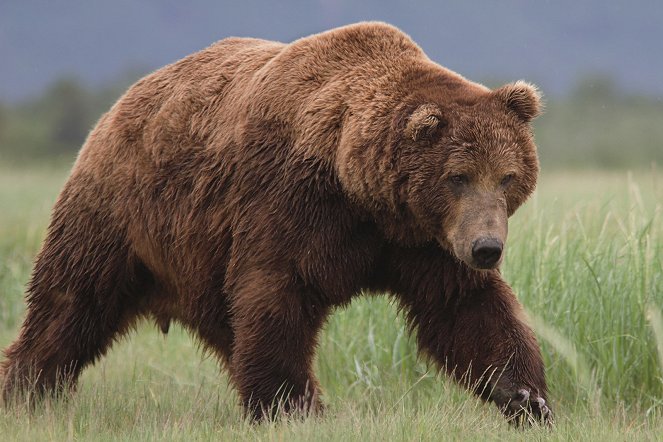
(1, 22), (550, 423)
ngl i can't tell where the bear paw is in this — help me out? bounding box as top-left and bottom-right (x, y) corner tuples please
(488, 385), (552, 427)
(502, 388), (553, 427)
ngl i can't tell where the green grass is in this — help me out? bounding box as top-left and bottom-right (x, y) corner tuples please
(0, 165), (662, 440)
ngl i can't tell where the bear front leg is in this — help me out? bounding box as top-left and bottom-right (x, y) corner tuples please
(228, 269), (328, 421)
(396, 269), (552, 425)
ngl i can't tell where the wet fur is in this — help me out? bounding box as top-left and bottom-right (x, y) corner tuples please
(1, 22), (548, 422)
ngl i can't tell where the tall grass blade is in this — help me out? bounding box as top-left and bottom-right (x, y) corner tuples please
(646, 303), (663, 380)
(525, 309), (601, 413)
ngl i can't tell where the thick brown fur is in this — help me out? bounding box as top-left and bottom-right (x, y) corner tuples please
(1, 22), (550, 423)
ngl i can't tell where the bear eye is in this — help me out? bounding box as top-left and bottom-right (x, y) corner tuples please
(449, 174), (469, 186)
(500, 174), (514, 186)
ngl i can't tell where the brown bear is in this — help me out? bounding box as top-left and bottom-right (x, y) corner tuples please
(1, 22), (551, 424)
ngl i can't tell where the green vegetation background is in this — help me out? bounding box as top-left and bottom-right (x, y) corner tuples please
(1, 74), (662, 169)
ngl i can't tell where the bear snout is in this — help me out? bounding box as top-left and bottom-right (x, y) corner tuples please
(471, 237), (503, 269)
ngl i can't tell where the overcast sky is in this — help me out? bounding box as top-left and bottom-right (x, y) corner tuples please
(2, 0), (662, 102)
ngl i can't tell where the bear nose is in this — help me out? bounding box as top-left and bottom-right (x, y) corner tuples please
(471, 238), (503, 269)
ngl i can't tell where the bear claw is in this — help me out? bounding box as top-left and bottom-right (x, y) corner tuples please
(505, 389), (553, 427)
(514, 388), (529, 402)
(488, 384), (552, 427)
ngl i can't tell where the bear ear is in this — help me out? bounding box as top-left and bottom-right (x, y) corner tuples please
(405, 103), (446, 142)
(493, 81), (543, 122)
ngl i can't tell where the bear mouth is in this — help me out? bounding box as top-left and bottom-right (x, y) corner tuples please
(468, 259), (502, 271)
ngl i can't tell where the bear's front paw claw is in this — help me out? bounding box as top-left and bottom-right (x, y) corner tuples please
(504, 389), (553, 427)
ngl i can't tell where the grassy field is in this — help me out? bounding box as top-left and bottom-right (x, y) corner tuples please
(0, 164), (662, 441)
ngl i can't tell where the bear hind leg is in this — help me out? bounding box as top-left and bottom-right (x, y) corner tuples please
(1, 234), (150, 404)
(1, 293), (140, 404)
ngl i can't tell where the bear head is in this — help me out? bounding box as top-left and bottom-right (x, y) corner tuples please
(338, 79), (542, 271)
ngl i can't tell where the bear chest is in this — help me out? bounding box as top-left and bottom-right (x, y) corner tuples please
(296, 220), (382, 304)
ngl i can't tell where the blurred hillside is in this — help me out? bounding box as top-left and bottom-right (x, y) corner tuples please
(0, 73), (661, 169)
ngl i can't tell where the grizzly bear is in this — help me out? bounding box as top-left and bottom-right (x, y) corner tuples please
(1, 22), (551, 424)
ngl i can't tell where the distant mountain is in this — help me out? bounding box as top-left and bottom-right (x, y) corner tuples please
(2, 0), (662, 101)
